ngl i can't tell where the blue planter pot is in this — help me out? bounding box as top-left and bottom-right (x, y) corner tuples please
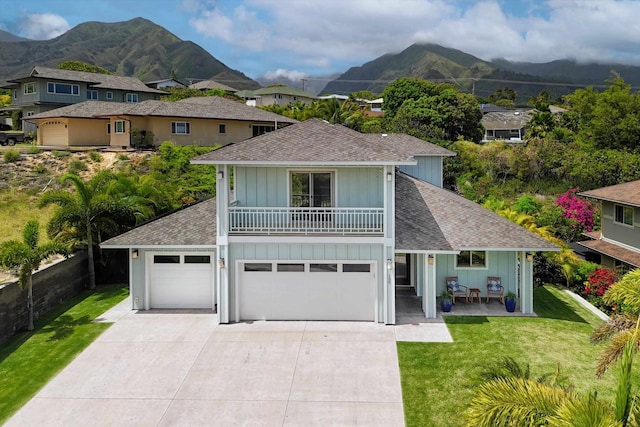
(505, 298), (516, 312)
(441, 299), (453, 312)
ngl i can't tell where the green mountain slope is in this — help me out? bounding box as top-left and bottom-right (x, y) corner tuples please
(0, 18), (259, 90)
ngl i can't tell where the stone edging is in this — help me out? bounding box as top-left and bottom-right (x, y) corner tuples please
(564, 289), (610, 321)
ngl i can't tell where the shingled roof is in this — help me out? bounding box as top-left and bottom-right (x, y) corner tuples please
(29, 97), (297, 124)
(395, 173), (558, 251)
(8, 66), (165, 94)
(481, 110), (531, 130)
(192, 119), (454, 165)
(189, 80), (237, 92)
(577, 238), (640, 268)
(101, 198), (217, 248)
(579, 180), (640, 207)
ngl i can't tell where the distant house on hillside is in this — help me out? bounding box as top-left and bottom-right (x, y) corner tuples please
(145, 78), (186, 90)
(188, 79), (238, 93)
(481, 110), (531, 142)
(27, 96), (296, 148)
(1, 66), (165, 134)
(237, 86), (317, 107)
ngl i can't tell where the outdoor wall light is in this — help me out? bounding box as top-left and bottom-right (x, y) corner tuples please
(386, 171), (393, 182)
(526, 252), (533, 262)
(132, 249), (139, 259)
(428, 255), (435, 265)
(217, 170), (224, 179)
(386, 259), (393, 270)
(218, 258), (226, 269)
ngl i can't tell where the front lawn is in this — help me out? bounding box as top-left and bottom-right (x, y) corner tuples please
(0, 284), (129, 424)
(398, 285), (631, 427)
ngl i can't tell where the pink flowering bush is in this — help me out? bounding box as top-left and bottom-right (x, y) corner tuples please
(583, 267), (619, 313)
(555, 188), (595, 232)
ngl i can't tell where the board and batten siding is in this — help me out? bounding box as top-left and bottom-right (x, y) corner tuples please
(228, 242), (385, 321)
(398, 156), (443, 187)
(601, 202), (640, 249)
(234, 166), (383, 208)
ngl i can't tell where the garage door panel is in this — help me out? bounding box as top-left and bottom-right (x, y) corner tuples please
(239, 264), (375, 321)
(148, 254), (214, 309)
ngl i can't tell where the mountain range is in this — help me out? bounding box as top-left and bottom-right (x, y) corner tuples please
(2, 18), (640, 101)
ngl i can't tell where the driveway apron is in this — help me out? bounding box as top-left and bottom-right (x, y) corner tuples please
(6, 301), (405, 426)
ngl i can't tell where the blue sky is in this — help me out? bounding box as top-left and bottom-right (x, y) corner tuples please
(1, 0), (640, 81)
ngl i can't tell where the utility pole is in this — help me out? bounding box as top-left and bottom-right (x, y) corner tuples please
(301, 78), (306, 92)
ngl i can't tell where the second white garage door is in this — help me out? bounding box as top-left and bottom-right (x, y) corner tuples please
(238, 262), (376, 321)
(147, 253), (215, 309)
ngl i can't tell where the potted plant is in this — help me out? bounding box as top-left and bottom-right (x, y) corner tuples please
(441, 289), (453, 312)
(505, 291), (517, 312)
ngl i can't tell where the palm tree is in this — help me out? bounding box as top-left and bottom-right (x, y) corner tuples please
(38, 172), (136, 290)
(0, 221), (67, 330)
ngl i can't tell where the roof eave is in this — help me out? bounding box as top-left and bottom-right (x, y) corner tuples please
(191, 160), (418, 166)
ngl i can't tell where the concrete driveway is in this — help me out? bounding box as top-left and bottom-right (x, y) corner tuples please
(6, 299), (405, 426)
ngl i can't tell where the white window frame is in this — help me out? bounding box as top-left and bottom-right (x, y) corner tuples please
(125, 93), (138, 103)
(47, 82), (79, 96)
(288, 169), (335, 208)
(114, 120), (125, 134)
(87, 90), (98, 100)
(24, 82), (37, 95)
(26, 111), (34, 117)
(219, 123), (226, 134)
(106, 91), (113, 100)
(171, 121), (190, 135)
(614, 204), (634, 227)
(454, 250), (488, 270)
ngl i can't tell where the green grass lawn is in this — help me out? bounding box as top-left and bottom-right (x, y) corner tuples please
(0, 189), (54, 244)
(0, 284), (129, 424)
(398, 285), (632, 427)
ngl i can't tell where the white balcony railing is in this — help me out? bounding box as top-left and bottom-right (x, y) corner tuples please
(229, 207), (384, 235)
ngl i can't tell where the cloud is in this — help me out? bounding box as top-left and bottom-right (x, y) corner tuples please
(186, 0), (640, 73)
(20, 13), (70, 40)
(263, 69), (309, 81)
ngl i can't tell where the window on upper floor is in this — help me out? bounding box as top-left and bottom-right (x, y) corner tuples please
(125, 93), (138, 103)
(252, 125), (275, 137)
(47, 82), (79, 95)
(290, 171), (333, 208)
(171, 121), (190, 135)
(455, 250), (487, 269)
(614, 205), (633, 227)
(24, 82), (36, 95)
(219, 124), (226, 134)
(114, 120), (125, 134)
(106, 91), (113, 100)
(26, 111), (34, 117)
(87, 90), (98, 100)
(13, 89), (17, 99)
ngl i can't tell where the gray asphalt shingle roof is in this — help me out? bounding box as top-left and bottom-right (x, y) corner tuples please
(395, 173), (558, 251)
(193, 119), (454, 165)
(188, 80), (238, 92)
(28, 97), (297, 123)
(9, 66), (165, 94)
(101, 198), (217, 247)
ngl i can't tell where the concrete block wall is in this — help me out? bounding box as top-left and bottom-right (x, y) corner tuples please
(0, 252), (88, 344)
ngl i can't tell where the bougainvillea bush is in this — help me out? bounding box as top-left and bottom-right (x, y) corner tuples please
(582, 267), (619, 313)
(555, 188), (596, 234)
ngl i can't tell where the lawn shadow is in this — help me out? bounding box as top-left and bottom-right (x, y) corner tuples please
(444, 316), (490, 325)
(39, 314), (93, 342)
(534, 286), (589, 324)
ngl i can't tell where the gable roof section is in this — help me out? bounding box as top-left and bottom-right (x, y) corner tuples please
(101, 198), (217, 248)
(189, 80), (237, 92)
(579, 180), (640, 207)
(28, 98), (297, 124)
(577, 238), (640, 268)
(8, 66), (165, 94)
(192, 119), (454, 166)
(395, 173), (558, 251)
(481, 110), (531, 130)
(250, 86), (317, 99)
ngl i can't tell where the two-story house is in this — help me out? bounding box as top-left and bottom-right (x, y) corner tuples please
(578, 181), (640, 272)
(1, 66), (165, 133)
(101, 119), (556, 324)
(237, 86), (317, 107)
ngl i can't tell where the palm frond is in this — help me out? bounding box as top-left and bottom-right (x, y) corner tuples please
(604, 270), (640, 313)
(591, 314), (638, 344)
(549, 391), (620, 427)
(595, 330), (635, 378)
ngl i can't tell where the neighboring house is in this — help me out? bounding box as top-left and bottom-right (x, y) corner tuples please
(237, 86), (317, 107)
(102, 119), (556, 323)
(27, 96), (297, 147)
(481, 110), (531, 142)
(367, 98), (383, 112)
(578, 181), (640, 272)
(1, 66), (165, 134)
(145, 78), (186, 90)
(188, 79), (238, 93)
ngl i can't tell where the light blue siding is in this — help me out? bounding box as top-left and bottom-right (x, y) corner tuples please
(337, 168), (384, 207)
(399, 156), (443, 187)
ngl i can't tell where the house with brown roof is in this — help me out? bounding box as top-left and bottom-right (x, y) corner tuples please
(578, 181), (640, 272)
(1, 66), (166, 134)
(102, 119), (557, 323)
(28, 96), (297, 148)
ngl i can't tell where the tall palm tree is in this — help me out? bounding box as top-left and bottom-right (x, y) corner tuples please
(38, 172), (136, 290)
(0, 221), (67, 330)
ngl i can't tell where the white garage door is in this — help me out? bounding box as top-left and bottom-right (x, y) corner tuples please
(41, 120), (68, 146)
(238, 262), (376, 321)
(148, 254), (215, 309)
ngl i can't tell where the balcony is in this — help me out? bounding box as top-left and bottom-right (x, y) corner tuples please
(229, 207), (384, 235)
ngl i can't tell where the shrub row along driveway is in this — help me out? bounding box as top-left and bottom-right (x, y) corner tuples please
(6, 300), (404, 426)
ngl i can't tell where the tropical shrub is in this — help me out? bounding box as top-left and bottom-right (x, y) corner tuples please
(3, 149), (20, 163)
(583, 267), (619, 313)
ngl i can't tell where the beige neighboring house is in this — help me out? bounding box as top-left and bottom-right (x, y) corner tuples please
(188, 80), (238, 93)
(28, 96), (297, 148)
